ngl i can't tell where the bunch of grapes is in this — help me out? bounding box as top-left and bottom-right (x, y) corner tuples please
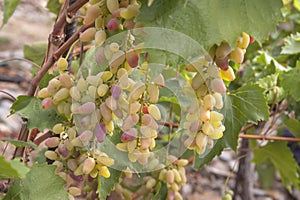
(209, 32), (253, 81)
(33, 1), (257, 199)
(182, 56), (226, 155)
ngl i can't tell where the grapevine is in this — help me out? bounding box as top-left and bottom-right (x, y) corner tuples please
(1, 0), (299, 200)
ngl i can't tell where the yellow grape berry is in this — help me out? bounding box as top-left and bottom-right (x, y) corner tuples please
(148, 104), (161, 120)
(68, 187), (81, 197)
(237, 32), (250, 49)
(95, 30), (106, 46)
(57, 58), (68, 72)
(230, 47), (244, 64)
(166, 170), (175, 184)
(47, 78), (61, 95)
(98, 166), (110, 178)
(106, 0), (119, 14)
(37, 88), (51, 98)
(80, 27), (96, 42)
(52, 88), (69, 104)
(52, 123), (64, 134)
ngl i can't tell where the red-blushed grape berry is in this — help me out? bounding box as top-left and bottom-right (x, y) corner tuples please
(210, 78), (227, 94)
(69, 171), (84, 182)
(142, 105), (149, 114)
(82, 157), (96, 174)
(57, 143), (69, 158)
(95, 47), (106, 64)
(75, 102), (96, 115)
(84, 4), (101, 25)
(125, 51), (140, 68)
(216, 42), (231, 59)
(250, 35), (255, 43)
(45, 137), (60, 148)
(80, 27), (96, 42)
(215, 57), (229, 70)
(121, 128), (137, 142)
(59, 74), (73, 88)
(94, 122), (107, 143)
(110, 85), (121, 100)
(107, 18), (119, 30)
(41, 97), (53, 109)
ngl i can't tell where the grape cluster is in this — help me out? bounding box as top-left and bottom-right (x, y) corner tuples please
(34, 1), (256, 198)
(182, 56), (225, 154)
(78, 0), (142, 44)
(210, 32), (253, 82)
(37, 61), (73, 118)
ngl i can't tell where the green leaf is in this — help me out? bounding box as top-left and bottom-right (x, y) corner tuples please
(98, 168), (122, 200)
(281, 32), (300, 54)
(46, 0), (61, 14)
(256, 158), (276, 189)
(39, 73), (56, 89)
(1, 139), (38, 150)
(4, 164), (68, 200)
(10, 96), (66, 131)
(194, 139), (225, 169)
(1, 0), (20, 28)
(280, 66), (300, 101)
(257, 73), (285, 104)
(253, 141), (300, 190)
(23, 42), (47, 66)
(137, 0), (283, 49)
(284, 119), (300, 138)
(222, 84), (269, 149)
(153, 181), (168, 200)
(194, 84), (269, 169)
(0, 156), (29, 179)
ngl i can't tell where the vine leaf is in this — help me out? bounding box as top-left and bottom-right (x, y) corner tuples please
(10, 95), (66, 131)
(4, 164), (68, 200)
(137, 0), (283, 49)
(153, 182), (168, 200)
(280, 66), (300, 101)
(23, 42), (47, 66)
(253, 141), (300, 191)
(281, 32), (300, 54)
(0, 156), (29, 179)
(194, 84), (269, 168)
(284, 119), (300, 138)
(1, 0), (20, 29)
(98, 168), (122, 200)
(222, 84), (269, 149)
(46, 0), (61, 15)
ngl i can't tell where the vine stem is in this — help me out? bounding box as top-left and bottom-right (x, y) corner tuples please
(13, 0), (94, 158)
(239, 134), (300, 142)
